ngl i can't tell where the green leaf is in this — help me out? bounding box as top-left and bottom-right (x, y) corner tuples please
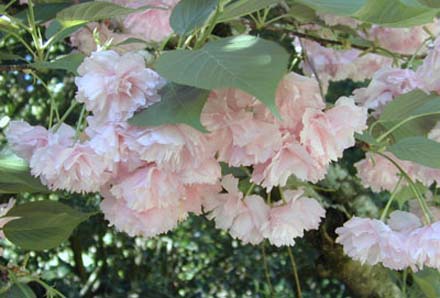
(395, 183), (426, 208)
(296, 0), (439, 27)
(288, 3), (319, 23)
(129, 83), (209, 132)
(15, 3), (71, 25)
(0, 148), (48, 194)
(354, 132), (380, 146)
(0, 53), (25, 62)
(355, 0), (438, 27)
(379, 90), (440, 141)
(0, 284), (36, 298)
(56, 2), (142, 27)
(413, 269), (440, 298)
(417, 0), (440, 7)
(45, 19), (84, 42)
(32, 52), (84, 74)
(155, 35), (289, 116)
(387, 136), (440, 169)
(295, 0), (365, 15)
(219, 0), (282, 22)
(4, 201), (93, 251)
(170, 0), (218, 36)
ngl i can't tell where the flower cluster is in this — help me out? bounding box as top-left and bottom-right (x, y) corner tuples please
(336, 211), (440, 271)
(70, 0), (179, 54)
(202, 72), (368, 190)
(7, 50), (221, 238)
(204, 176), (325, 246)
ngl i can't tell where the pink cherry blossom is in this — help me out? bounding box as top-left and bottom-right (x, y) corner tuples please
(110, 164), (184, 211)
(75, 50), (165, 123)
(119, 0), (179, 43)
(300, 40), (392, 90)
(354, 67), (419, 115)
(125, 124), (214, 171)
(229, 195), (270, 245)
(388, 211), (422, 232)
(275, 72), (325, 134)
(300, 97), (367, 164)
(70, 22), (145, 55)
(261, 189), (325, 247)
(417, 37), (440, 94)
(355, 153), (408, 192)
(336, 217), (391, 265)
(252, 134), (327, 189)
(5, 121), (49, 160)
(203, 175), (246, 230)
(100, 191), (183, 238)
(29, 125), (111, 193)
(367, 25), (436, 55)
(407, 222), (440, 270)
(201, 89), (282, 167)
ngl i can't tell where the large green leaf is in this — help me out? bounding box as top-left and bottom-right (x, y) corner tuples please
(413, 269), (440, 298)
(0, 148), (47, 194)
(129, 83), (209, 132)
(296, 0), (439, 27)
(0, 283), (36, 298)
(4, 201), (93, 251)
(387, 136), (440, 168)
(355, 0), (438, 27)
(32, 52), (84, 74)
(155, 35), (289, 116)
(378, 90), (440, 141)
(295, 0), (365, 15)
(416, 0), (440, 7)
(56, 2), (142, 27)
(170, 0), (218, 36)
(15, 3), (71, 24)
(219, 0), (282, 22)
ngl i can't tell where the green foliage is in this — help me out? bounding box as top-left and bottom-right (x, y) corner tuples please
(4, 200), (93, 251)
(32, 53), (85, 74)
(413, 269), (440, 298)
(56, 2), (142, 27)
(218, 0), (282, 22)
(0, 283), (36, 298)
(129, 83), (209, 132)
(170, 0), (218, 36)
(387, 136), (440, 169)
(297, 0), (439, 27)
(378, 90), (440, 141)
(0, 148), (48, 194)
(155, 35), (289, 116)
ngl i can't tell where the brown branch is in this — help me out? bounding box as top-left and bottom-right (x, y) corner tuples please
(0, 64), (34, 72)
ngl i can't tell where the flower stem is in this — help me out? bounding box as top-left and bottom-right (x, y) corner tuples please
(380, 176), (403, 221)
(287, 246), (302, 298)
(261, 243), (274, 297)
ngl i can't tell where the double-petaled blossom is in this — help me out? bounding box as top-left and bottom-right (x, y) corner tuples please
(75, 50), (165, 123)
(300, 40), (392, 91)
(261, 190), (325, 247)
(5, 121), (49, 160)
(335, 211), (440, 271)
(115, 0), (179, 43)
(29, 124), (112, 193)
(417, 37), (440, 94)
(202, 73), (368, 191)
(354, 67), (419, 115)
